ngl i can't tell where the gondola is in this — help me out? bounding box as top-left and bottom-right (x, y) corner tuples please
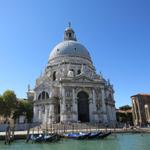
(44, 134), (60, 142)
(87, 131), (102, 139)
(63, 132), (91, 139)
(97, 131), (111, 139)
(30, 134), (44, 143)
(27, 133), (60, 143)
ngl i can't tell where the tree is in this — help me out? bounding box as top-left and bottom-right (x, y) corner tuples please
(0, 90), (33, 123)
(0, 95), (5, 115)
(116, 105), (133, 125)
(2, 90), (17, 118)
(25, 101), (33, 123)
(13, 100), (33, 123)
(119, 105), (132, 111)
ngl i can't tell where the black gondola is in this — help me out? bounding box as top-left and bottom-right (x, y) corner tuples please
(31, 134), (44, 143)
(98, 131), (111, 139)
(63, 132), (91, 140)
(87, 131), (102, 139)
(28, 133), (60, 143)
(44, 134), (60, 142)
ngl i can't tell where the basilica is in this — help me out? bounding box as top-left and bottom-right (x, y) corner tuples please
(28, 25), (116, 125)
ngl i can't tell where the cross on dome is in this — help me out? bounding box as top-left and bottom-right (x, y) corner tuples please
(68, 22), (71, 28)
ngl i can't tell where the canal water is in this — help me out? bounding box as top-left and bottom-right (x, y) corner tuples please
(0, 133), (150, 150)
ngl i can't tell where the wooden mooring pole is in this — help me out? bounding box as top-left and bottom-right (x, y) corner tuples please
(26, 123), (30, 143)
(5, 123), (11, 144)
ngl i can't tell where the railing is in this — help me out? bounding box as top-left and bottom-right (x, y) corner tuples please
(30, 122), (111, 134)
(0, 122), (116, 133)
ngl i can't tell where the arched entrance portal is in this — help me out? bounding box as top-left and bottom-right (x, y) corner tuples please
(77, 91), (89, 122)
(54, 99), (60, 123)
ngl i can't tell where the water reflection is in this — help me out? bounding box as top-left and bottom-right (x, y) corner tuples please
(0, 134), (150, 150)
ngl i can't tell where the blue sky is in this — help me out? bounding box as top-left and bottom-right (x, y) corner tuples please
(0, 0), (150, 108)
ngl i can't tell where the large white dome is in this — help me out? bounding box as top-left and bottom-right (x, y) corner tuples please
(48, 26), (92, 62)
(49, 40), (91, 61)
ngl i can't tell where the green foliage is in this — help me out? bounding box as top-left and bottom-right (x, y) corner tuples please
(119, 105), (132, 111)
(2, 90), (17, 117)
(117, 105), (133, 124)
(0, 90), (33, 123)
(116, 111), (133, 125)
(0, 95), (5, 115)
(13, 100), (33, 123)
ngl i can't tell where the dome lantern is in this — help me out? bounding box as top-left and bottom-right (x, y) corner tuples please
(64, 22), (77, 41)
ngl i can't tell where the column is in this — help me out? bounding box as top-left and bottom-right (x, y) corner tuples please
(112, 106), (116, 124)
(101, 88), (107, 123)
(109, 105), (115, 126)
(147, 106), (150, 123)
(132, 99), (138, 125)
(90, 89), (97, 122)
(49, 104), (54, 123)
(44, 105), (49, 124)
(44, 106), (47, 124)
(60, 86), (66, 122)
(46, 106), (50, 124)
(107, 105), (110, 122)
(39, 106), (42, 122)
(136, 99), (142, 126)
(72, 88), (78, 121)
(33, 105), (38, 122)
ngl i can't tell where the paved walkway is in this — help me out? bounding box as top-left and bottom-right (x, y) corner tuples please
(0, 127), (150, 136)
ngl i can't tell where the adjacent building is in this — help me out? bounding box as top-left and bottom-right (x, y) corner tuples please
(28, 25), (116, 125)
(131, 94), (150, 126)
(116, 107), (133, 125)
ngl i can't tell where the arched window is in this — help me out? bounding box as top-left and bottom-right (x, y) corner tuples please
(46, 92), (49, 99)
(38, 91), (49, 100)
(69, 33), (72, 38)
(42, 91), (45, 99)
(53, 71), (56, 81)
(38, 94), (41, 100)
(77, 69), (81, 75)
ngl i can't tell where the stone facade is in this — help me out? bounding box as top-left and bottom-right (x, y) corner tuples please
(131, 94), (150, 126)
(27, 25), (116, 125)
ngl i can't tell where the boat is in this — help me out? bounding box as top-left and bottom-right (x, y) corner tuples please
(87, 131), (102, 139)
(97, 131), (111, 139)
(27, 133), (61, 143)
(63, 132), (90, 139)
(43, 134), (60, 142)
(31, 134), (44, 143)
